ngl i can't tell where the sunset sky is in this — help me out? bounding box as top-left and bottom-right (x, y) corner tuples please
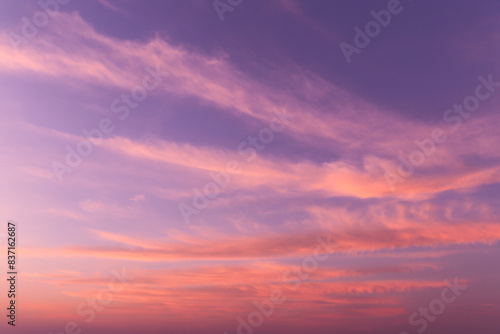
(1, 0), (500, 333)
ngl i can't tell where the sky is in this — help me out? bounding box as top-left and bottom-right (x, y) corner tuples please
(0, 0), (500, 333)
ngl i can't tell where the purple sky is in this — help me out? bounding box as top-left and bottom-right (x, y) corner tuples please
(0, 0), (500, 333)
